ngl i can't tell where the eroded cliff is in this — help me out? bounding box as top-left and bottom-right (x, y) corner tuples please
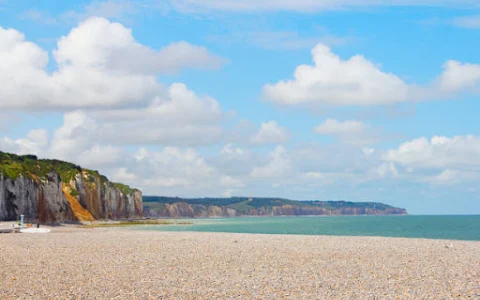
(144, 197), (407, 218)
(0, 152), (142, 223)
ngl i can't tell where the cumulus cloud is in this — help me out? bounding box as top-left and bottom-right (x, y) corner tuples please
(0, 129), (49, 155)
(381, 135), (480, 185)
(44, 83), (225, 149)
(96, 83), (223, 124)
(54, 17), (223, 74)
(108, 41), (225, 74)
(90, 83), (226, 146)
(220, 144), (246, 156)
(250, 121), (289, 145)
(314, 119), (384, 146)
(209, 144), (256, 177)
(263, 44), (480, 107)
(263, 44), (413, 106)
(370, 162), (399, 179)
(384, 135), (480, 171)
(0, 114), (123, 170)
(130, 147), (214, 187)
(422, 169), (480, 185)
(437, 60), (480, 92)
(7, 118), (480, 196)
(251, 146), (291, 178)
(291, 142), (381, 174)
(115, 147), (247, 196)
(0, 17), (224, 111)
(45, 112), (124, 168)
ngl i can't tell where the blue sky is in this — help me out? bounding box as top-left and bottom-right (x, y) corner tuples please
(1, 0), (480, 214)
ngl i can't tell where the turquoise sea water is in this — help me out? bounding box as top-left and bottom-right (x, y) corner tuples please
(140, 215), (480, 241)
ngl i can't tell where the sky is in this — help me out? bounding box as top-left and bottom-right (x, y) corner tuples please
(1, 1), (480, 215)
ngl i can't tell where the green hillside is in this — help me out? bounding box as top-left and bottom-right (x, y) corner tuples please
(0, 151), (138, 194)
(144, 196), (407, 216)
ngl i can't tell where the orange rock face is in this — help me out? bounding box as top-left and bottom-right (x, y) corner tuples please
(0, 170), (143, 223)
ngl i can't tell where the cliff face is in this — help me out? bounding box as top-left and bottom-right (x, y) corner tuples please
(0, 171), (73, 223)
(144, 199), (407, 218)
(68, 173), (142, 220)
(0, 152), (142, 223)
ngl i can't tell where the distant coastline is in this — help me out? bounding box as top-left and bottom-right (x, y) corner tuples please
(144, 196), (407, 218)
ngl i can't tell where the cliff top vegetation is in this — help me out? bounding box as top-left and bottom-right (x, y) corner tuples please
(143, 196), (407, 214)
(0, 151), (139, 195)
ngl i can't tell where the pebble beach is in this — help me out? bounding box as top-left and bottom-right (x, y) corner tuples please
(0, 226), (479, 299)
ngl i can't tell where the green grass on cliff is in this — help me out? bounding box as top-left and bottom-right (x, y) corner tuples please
(143, 196), (407, 215)
(113, 183), (139, 196)
(0, 152), (78, 181)
(0, 151), (139, 195)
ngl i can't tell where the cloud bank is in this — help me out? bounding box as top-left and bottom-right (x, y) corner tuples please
(263, 44), (480, 107)
(0, 17), (224, 111)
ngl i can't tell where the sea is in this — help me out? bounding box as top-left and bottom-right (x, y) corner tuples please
(139, 215), (480, 241)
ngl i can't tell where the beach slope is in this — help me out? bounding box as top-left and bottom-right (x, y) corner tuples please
(0, 228), (478, 298)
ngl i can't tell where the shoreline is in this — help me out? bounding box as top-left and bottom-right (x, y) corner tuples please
(2, 216), (479, 242)
(1, 227), (479, 298)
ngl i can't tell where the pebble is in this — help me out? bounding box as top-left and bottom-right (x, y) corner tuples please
(0, 228), (479, 299)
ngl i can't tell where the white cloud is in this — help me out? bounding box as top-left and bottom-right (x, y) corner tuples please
(437, 60), (480, 92)
(0, 129), (49, 155)
(50, 111), (98, 159)
(220, 144), (245, 156)
(47, 112), (124, 168)
(45, 82), (225, 147)
(379, 134), (480, 185)
(0, 17), (224, 111)
(263, 44), (413, 106)
(292, 143), (381, 174)
(94, 84), (225, 146)
(422, 169), (480, 185)
(250, 121), (289, 145)
(219, 176), (245, 188)
(102, 41), (225, 75)
(55, 17), (223, 74)
(384, 135), (480, 171)
(169, 0), (479, 13)
(127, 147), (215, 189)
(77, 145), (124, 167)
(251, 146), (291, 178)
(108, 146), (249, 196)
(212, 144), (256, 177)
(314, 119), (384, 146)
(6, 120), (480, 198)
(263, 44), (480, 107)
(0, 115), (122, 170)
(370, 162), (399, 178)
(96, 83), (223, 124)
(452, 15), (480, 29)
(314, 119), (367, 135)
(112, 167), (137, 182)
(362, 148), (375, 156)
